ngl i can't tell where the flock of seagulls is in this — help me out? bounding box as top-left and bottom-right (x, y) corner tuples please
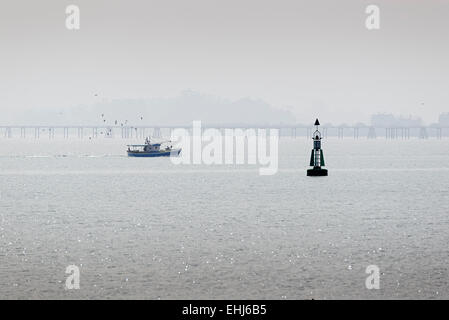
(98, 113), (145, 138)
(99, 113), (143, 127)
(92, 94), (145, 138)
(92, 93), (152, 139)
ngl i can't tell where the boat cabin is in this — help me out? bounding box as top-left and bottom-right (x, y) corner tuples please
(127, 143), (162, 153)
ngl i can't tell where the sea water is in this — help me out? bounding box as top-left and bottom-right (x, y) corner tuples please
(0, 138), (448, 299)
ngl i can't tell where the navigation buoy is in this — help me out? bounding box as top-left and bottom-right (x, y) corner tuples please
(307, 119), (328, 176)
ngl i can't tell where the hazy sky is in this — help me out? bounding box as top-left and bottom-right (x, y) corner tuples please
(1, 0), (448, 124)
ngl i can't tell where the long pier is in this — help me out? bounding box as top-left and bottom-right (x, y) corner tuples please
(0, 125), (447, 139)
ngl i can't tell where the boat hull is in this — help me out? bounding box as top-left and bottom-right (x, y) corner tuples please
(127, 149), (181, 157)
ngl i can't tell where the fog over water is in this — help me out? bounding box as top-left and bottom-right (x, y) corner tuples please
(1, 0), (449, 125)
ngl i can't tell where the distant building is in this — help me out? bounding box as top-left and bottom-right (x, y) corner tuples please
(438, 113), (449, 126)
(371, 113), (423, 127)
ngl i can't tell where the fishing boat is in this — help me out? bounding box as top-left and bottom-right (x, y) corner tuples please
(127, 137), (181, 157)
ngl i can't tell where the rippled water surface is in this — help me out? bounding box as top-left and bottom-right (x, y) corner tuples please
(1, 138), (448, 299)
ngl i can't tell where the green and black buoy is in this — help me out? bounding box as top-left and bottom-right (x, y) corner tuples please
(307, 118), (328, 176)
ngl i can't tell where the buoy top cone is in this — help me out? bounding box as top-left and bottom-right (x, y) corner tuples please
(314, 118), (320, 126)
